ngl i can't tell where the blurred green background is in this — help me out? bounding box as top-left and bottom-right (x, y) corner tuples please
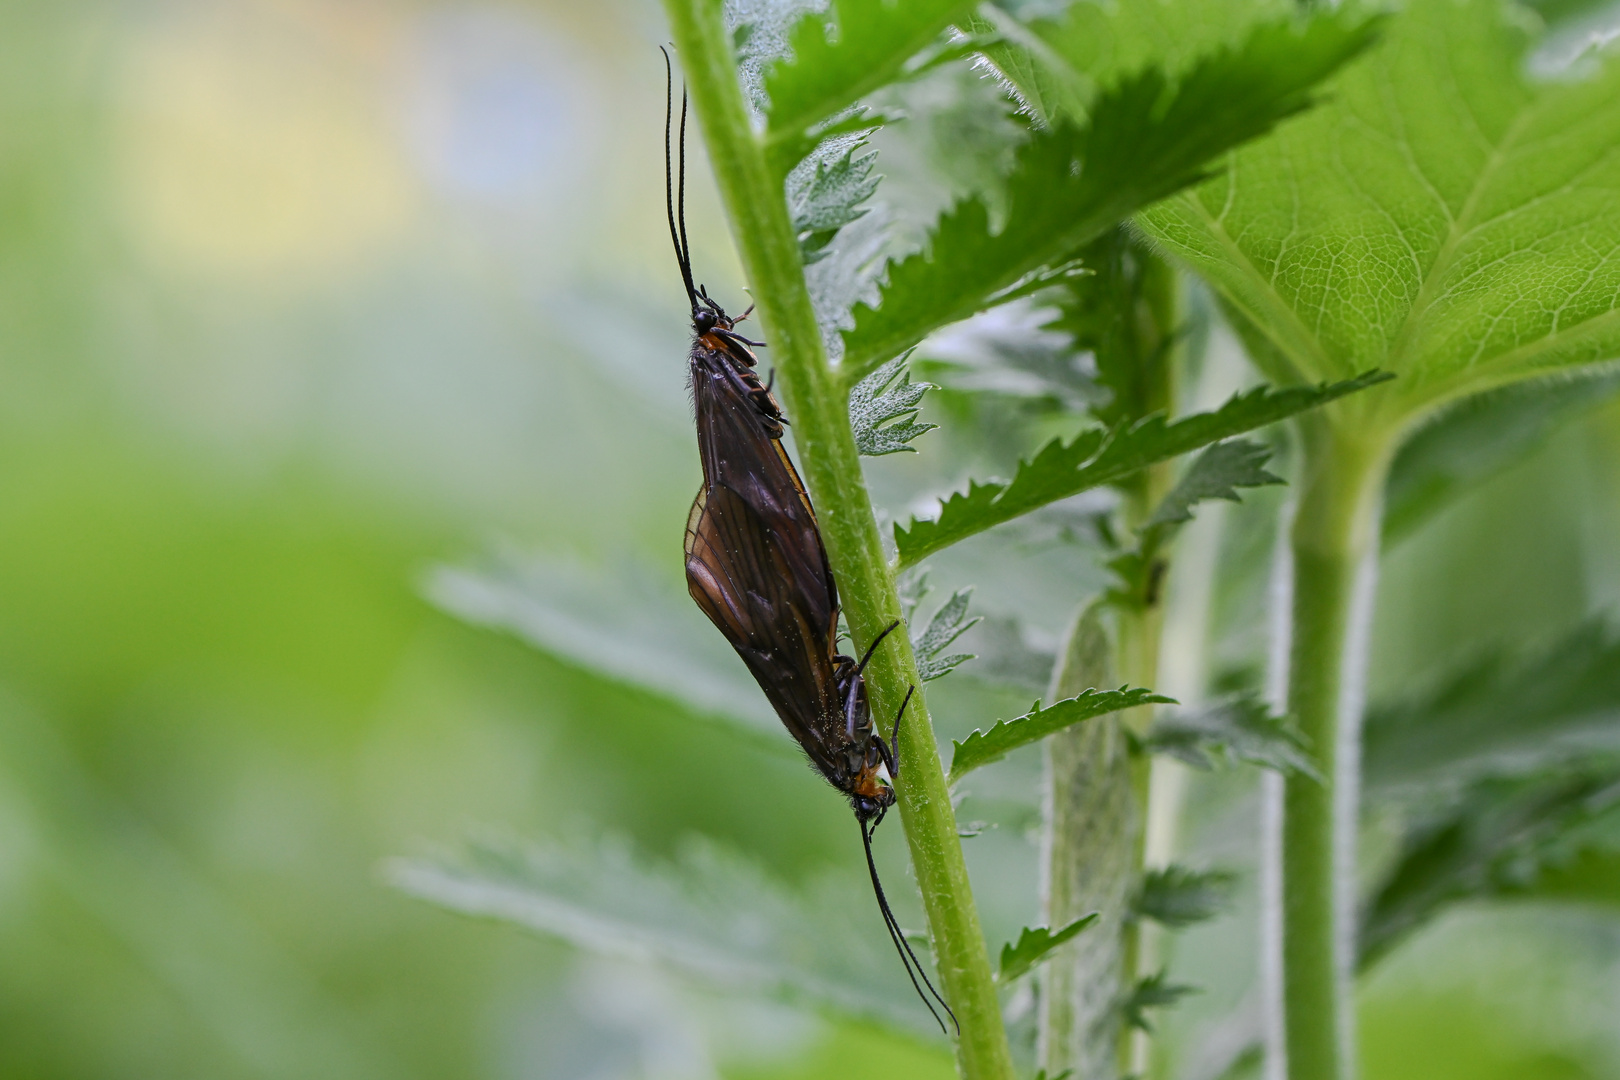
(0, 1), (1617, 1078)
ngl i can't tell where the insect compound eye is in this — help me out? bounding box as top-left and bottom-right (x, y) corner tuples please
(693, 309), (717, 333)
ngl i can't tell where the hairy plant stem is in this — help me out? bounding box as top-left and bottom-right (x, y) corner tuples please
(1040, 603), (1131, 1080)
(1116, 463), (1172, 1078)
(661, 4), (1013, 1077)
(1278, 411), (1394, 1080)
(1040, 251), (1178, 1079)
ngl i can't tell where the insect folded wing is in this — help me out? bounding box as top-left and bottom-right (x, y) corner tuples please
(686, 483), (844, 777)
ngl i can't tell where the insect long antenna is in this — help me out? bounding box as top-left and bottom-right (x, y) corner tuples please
(677, 84), (694, 310)
(860, 817), (959, 1035)
(660, 47), (697, 312)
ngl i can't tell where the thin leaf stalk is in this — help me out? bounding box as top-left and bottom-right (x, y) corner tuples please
(660, 4), (1013, 1077)
(1278, 411), (1395, 1080)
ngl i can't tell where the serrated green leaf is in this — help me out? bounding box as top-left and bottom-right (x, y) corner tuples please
(424, 552), (776, 739)
(1121, 970), (1199, 1032)
(1103, 439), (1284, 611)
(996, 913), (1100, 983)
(976, 0), (1311, 128)
(912, 580), (978, 680)
(388, 832), (943, 1035)
(1363, 620), (1620, 797)
(896, 372), (1388, 566)
(1146, 440), (1283, 528)
(1140, 0), (1620, 422)
(788, 133), (882, 266)
(1133, 865), (1237, 928)
(1046, 227), (1177, 427)
(911, 586), (979, 681)
(764, 0), (977, 160)
(1144, 694), (1322, 781)
(1384, 370), (1620, 544)
(949, 687), (1174, 783)
(849, 353), (937, 456)
(1359, 770), (1620, 970)
(840, 12), (1383, 381)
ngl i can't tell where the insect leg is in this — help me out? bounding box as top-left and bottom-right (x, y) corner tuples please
(854, 619), (903, 677)
(877, 685), (914, 778)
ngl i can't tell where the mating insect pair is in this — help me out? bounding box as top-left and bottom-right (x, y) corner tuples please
(662, 51), (955, 1034)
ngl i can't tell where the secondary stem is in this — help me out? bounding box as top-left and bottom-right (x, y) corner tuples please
(1280, 411), (1393, 1080)
(661, 4), (1013, 1077)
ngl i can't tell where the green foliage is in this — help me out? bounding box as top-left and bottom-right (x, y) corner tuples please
(1143, 694), (1321, 780)
(948, 687), (1174, 783)
(1384, 370), (1620, 544)
(895, 372), (1388, 566)
(996, 914), (1100, 983)
(788, 134), (882, 266)
(1104, 439), (1284, 610)
(1046, 228), (1177, 428)
(1359, 770), (1620, 970)
(1121, 970), (1199, 1032)
(839, 11), (1382, 381)
(1140, 0), (1620, 418)
(1363, 620), (1620, 796)
(390, 832), (947, 1035)
(1146, 440), (1283, 529)
(849, 353), (937, 456)
(763, 0), (977, 173)
(424, 552), (776, 738)
(1133, 865), (1237, 929)
(1359, 621), (1620, 966)
(909, 584), (980, 682)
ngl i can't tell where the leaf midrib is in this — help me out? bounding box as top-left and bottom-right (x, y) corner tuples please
(1381, 89), (1541, 381)
(1170, 170), (1341, 382)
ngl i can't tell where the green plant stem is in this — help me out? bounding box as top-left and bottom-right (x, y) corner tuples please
(1040, 248), (1178, 1080)
(1115, 465), (1171, 1078)
(1041, 603), (1133, 1080)
(661, 5), (1013, 1077)
(1280, 411), (1394, 1080)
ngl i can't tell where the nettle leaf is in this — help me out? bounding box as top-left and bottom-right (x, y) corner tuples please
(423, 552), (775, 739)
(1384, 369), (1620, 544)
(1146, 440), (1283, 528)
(840, 11), (1382, 381)
(895, 372), (1387, 567)
(1121, 970), (1199, 1032)
(1363, 619), (1620, 797)
(910, 585), (980, 682)
(787, 133), (882, 266)
(1133, 865), (1237, 928)
(1360, 770), (1620, 969)
(949, 687), (1174, 784)
(763, 0), (977, 169)
(849, 353), (937, 456)
(975, 0), (1313, 127)
(997, 914), (1100, 983)
(1144, 694), (1322, 781)
(389, 833), (942, 1035)
(1140, 0), (1620, 420)
(1046, 227), (1176, 427)
(1105, 438), (1285, 609)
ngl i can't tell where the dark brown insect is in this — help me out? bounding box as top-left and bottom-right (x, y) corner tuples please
(662, 49), (955, 1034)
